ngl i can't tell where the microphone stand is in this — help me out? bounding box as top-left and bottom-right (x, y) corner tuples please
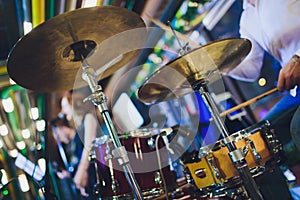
(80, 60), (143, 200)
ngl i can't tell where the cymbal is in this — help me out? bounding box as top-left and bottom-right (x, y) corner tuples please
(7, 6), (145, 92)
(138, 38), (251, 104)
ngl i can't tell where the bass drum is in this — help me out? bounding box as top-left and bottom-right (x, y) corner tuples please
(90, 128), (177, 199)
(183, 120), (283, 197)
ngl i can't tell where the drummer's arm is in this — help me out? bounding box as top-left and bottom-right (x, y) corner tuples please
(227, 28), (265, 82)
(73, 113), (97, 195)
(78, 113), (97, 171)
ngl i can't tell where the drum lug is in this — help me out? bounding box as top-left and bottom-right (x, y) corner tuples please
(185, 172), (193, 184)
(266, 129), (283, 154)
(228, 148), (245, 164)
(207, 156), (223, 181)
(261, 122), (283, 154)
(242, 144), (249, 157)
(247, 139), (263, 165)
(180, 160), (193, 184)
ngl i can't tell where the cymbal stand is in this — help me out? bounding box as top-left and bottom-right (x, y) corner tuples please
(192, 78), (263, 200)
(167, 21), (189, 56)
(80, 60), (143, 200)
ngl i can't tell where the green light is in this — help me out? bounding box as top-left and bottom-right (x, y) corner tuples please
(3, 189), (9, 195)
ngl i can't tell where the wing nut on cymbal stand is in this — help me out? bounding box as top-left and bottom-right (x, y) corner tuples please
(81, 60), (144, 200)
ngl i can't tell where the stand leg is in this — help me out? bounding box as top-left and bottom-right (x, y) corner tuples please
(237, 163), (263, 200)
(229, 149), (263, 200)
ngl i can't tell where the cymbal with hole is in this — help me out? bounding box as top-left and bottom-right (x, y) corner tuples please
(7, 6), (145, 92)
(137, 38), (251, 104)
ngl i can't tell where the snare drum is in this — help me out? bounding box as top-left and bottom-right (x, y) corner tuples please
(185, 121), (282, 191)
(90, 129), (177, 199)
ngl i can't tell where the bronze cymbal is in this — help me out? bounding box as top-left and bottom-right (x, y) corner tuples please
(138, 38), (251, 104)
(7, 6), (145, 92)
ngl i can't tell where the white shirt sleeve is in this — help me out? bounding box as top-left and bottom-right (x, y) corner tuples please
(228, 27), (265, 82)
(296, 49), (300, 57)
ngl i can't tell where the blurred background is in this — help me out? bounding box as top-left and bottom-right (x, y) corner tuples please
(0, 0), (298, 199)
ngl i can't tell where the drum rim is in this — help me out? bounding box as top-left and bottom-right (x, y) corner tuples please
(199, 120), (271, 156)
(119, 128), (161, 138)
(91, 128), (162, 147)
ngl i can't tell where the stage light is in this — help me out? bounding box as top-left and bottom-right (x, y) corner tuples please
(38, 158), (46, 174)
(9, 149), (18, 158)
(0, 169), (8, 185)
(21, 129), (30, 139)
(16, 141), (26, 150)
(18, 174), (30, 192)
(36, 120), (46, 132)
(2, 98), (14, 113)
(15, 154), (45, 181)
(203, 0), (235, 31)
(82, 0), (98, 8)
(0, 125), (8, 136)
(23, 21), (32, 35)
(258, 77), (267, 86)
(9, 78), (16, 85)
(30, 107), (39, 120)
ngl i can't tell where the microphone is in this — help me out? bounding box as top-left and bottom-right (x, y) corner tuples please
(160, 125), (196, 157)
(159, 125), (180, 155)
(160, 125), (180, 136)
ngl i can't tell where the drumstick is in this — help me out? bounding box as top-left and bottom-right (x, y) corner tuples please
(219, 87), (279, 117)
(146, 14), (201, 48)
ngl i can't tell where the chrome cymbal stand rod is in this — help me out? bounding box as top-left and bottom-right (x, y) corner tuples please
(167, 21), (189, 56)
(193, 79), (263, 200)
(81, 61), (143, 200)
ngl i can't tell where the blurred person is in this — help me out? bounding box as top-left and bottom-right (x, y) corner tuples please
(229, 0), (300, 148)
(52, 88), (103, 198)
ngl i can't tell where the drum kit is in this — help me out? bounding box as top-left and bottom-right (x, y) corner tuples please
(6, 5), (283, 200)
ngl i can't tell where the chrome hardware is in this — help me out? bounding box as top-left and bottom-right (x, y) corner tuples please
(195, 168), (206, 179)
(207, 155), (222, 181)
(228, 148), (245, 164)
(147, 137), (155, 149)
(247, 139), (262, 166)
